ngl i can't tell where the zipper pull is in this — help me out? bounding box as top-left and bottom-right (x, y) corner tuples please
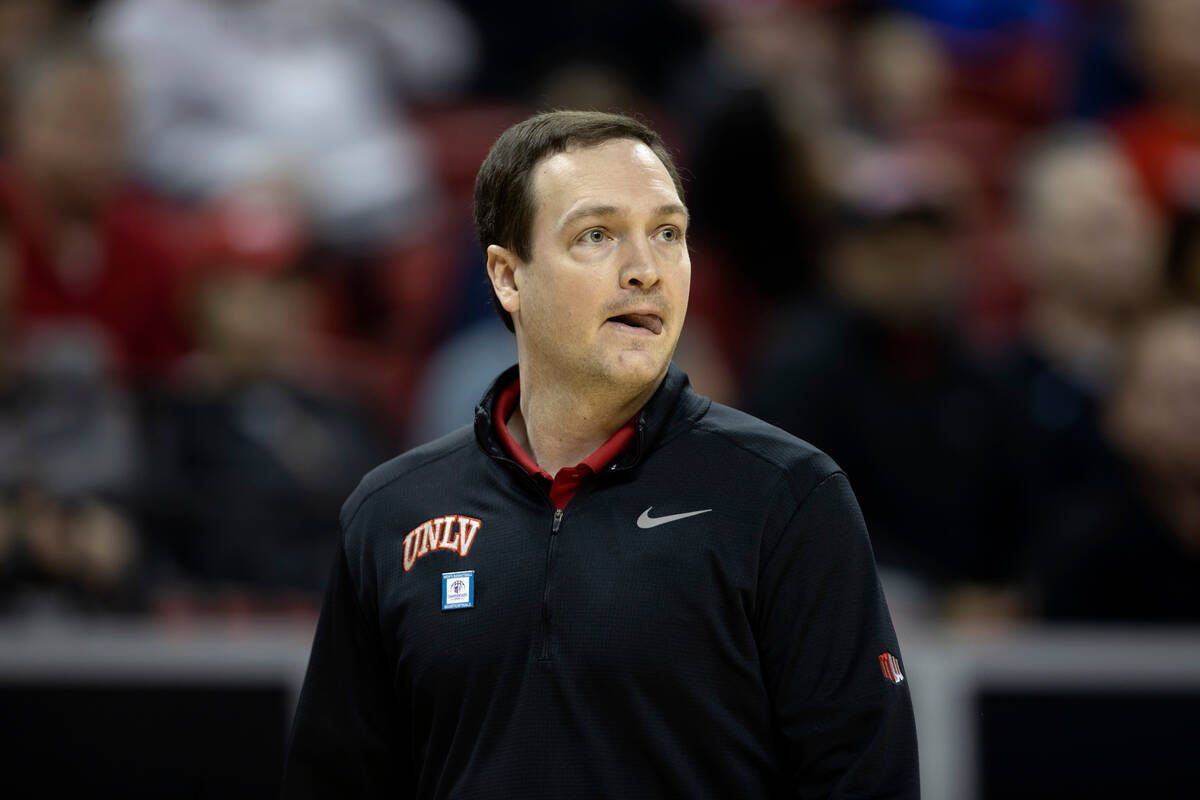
(552, 508), (563, 533)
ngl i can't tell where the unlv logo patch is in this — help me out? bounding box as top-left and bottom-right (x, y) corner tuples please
(403, 515), (481, 571)
(878, 652), (904, 684)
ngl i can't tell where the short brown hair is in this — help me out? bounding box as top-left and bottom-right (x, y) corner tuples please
(474, 110), (685, 332)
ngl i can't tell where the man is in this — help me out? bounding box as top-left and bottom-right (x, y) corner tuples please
(1004, 125), (1162, 563)
(1112, 0), (1200, 210)
(98, 0), (478, 250)
(1034, 308), (1200, 622)
(283, 111), (918, 798)
(2, 32), (186, 379)
(746, 144), (1027, 601)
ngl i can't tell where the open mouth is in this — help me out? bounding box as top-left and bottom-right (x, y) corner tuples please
(607, 313), (663, 335)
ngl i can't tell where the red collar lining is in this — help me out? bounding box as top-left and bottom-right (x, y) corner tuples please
(494, 378), (637, 508)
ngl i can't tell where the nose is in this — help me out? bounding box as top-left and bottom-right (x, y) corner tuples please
(620, 237), (661, 290)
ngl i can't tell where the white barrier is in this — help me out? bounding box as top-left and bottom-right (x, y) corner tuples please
(2, 619), (1199, 796)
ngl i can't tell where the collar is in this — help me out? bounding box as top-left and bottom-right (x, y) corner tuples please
(492, 377), (636, 480)
(474, 362), (707, 473)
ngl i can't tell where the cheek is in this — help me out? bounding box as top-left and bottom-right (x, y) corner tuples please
(677, 257), (693, 295)
(659, 248), (691, 291)
(523, 267), (596, 333)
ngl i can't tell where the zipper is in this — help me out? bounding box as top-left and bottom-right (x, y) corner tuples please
(488, 457), (562, 662)
(538, 508), (564, 661)
(488, 455), (567, 662)
(608, 417), (647, 473)
(481, 407), (649, 663)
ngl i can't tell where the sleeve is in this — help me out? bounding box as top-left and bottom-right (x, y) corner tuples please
(754, 471), (919, 799)
(282, 536), (413, 799)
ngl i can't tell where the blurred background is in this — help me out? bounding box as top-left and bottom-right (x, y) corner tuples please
(0, 0), (1198, 796)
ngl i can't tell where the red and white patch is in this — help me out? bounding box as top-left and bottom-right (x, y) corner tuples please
(878, 652), (904, 684)
(403, 515), (481, 572)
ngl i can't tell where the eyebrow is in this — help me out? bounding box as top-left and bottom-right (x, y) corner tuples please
(656, 203), (691, 223)
(559, 203), (690, 231)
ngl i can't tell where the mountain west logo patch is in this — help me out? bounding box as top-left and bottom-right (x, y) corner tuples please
(442, 571), (474, 610)
(403, 515), (481, 571)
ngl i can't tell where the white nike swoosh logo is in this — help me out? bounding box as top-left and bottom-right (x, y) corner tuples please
(636, 507), (713, 529)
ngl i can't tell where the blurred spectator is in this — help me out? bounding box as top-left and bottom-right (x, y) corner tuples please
(1111, 0), (1200, 211)
(0, 1), (62, 70)
(1001, 125), (1163, 525)
(885, 0), (1071, 127)
(98, 0), (477, 253)
(842, 7), (1052, 343)
(0, 213), (144, 614)
(674, 2), (842, 371)
(139, 241), (391, 605)
(457, 0), (704, 101)
(0, 0), (66, 149)
(1034, 309), (1200, 622)
(1, 30), (187, 380)
(877, 0), (1071, 186)
(745, 144), (1028, 606)
(408, 313), (516, 446)
(846, 10), (950, 143)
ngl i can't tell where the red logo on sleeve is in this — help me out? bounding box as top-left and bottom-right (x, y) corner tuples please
(879, 652), (905, 684)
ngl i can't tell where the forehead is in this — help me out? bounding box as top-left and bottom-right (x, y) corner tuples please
(529, 138), (681, 222)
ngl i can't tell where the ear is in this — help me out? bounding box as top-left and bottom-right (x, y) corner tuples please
(486, 244), (522, 316)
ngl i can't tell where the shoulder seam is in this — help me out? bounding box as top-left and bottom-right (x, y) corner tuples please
(761, 470), (847, 566)
(340, 437), (476, 531)
(694, 415), (837, 505)
(693, 418), (793, 472)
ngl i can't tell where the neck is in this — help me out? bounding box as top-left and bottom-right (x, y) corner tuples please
(508, 364), (659, 476)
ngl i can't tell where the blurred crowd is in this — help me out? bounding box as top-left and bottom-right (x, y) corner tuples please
(0, 0), (1197, 625)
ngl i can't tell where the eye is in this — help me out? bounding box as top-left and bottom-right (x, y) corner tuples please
(580, 228), (608, 244)
(657, 226), (683, 243)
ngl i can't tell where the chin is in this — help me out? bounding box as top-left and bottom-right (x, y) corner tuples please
(602, 350), (670, 389)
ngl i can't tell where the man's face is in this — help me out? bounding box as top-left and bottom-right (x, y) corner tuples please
(834, 215), (956, 327)
(1109, 313), (1200, 548)
(502, 138), (690, 395)
(1111, 315), (1200, 479)
(1138, 0), (1200, 103)
(16, 59), (126, 215)
(1029, 146), (1160, 312)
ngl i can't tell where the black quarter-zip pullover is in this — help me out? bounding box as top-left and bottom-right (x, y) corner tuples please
(283, 363), (919, 799)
